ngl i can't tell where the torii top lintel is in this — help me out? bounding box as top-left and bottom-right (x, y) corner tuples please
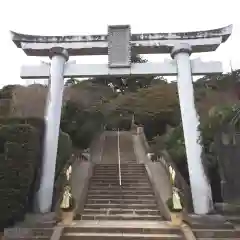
(10, 24), (233, 57)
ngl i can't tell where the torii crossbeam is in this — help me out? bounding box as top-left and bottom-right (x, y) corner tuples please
(20, 60), (223, 79)
(11, 24), (233, 215)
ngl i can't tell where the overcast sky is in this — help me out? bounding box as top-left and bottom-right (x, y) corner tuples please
(0, 0), (239, 87)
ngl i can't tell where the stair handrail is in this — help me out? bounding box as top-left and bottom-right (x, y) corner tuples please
(117, 129), (122, 186)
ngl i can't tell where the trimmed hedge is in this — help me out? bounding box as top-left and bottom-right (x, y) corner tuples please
(0, 118), (72, 230)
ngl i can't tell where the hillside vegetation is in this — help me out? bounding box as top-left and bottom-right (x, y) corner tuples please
(0, 56), (240, 218)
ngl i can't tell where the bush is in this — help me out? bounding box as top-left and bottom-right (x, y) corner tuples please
(0, 124), (40, 230)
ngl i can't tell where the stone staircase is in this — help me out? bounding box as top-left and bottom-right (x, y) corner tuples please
(61, 163), (185, 239)
(60, 131), (185, 238)
(76, 164), (162, 221)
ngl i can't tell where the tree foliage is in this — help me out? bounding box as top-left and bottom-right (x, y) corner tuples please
(61, 101), (104, 149)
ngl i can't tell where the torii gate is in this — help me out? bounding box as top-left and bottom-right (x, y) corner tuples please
(11, 24), (232, 215)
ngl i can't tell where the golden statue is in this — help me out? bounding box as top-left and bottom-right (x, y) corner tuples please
(172, 187), (182, 210)
(60, 185), (72, 209)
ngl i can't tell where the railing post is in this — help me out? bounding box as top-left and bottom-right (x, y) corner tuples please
(117, 129), (122, 186)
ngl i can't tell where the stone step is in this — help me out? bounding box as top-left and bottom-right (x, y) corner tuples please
(93, 178), (147, 180)
(64, 221), (179, 235)
(215, 203), (240, 216)
(61, 232), (182, 239)
(94, 169), (145, 171)
(94, 166), (145, 170)
(87, 194), (155, 199)
(3, 228), (53, 239)
(120, 163), (138, 165)
(91, 179), (149, 183)
(78, 214), (163, 221)
(196, 239), (240, 240)
(91, 180), (149, 183)
(84, 203), (158, 209)
(4, 228), (53, 236)
(89, 183), (150, 188)
(91, 176), (148, 179)
(95, 164), (144, 166)
(193, 229), (240, 238)
(86, 199), (156, 204)
(63, 220), (183, 240)
(92, 178), (148, 181)
(94, 169), (146, 172)
(5, 237), (50, 240)
(90, 181), (150, 185)
(82, 208), (160, 215)
(89, 186), (152, 190)
(190, 223), (234, 230)
(93, 171), (146, 175)
(90, 180), (149, 184)
(25, 228), (53, 236)
(94, 167), (145, 170)
(16, 222), (56, 228)
(93, 174), (147, 177)
(95, 165), (145, 167)
(94, 167), (145, 169)
(120, 161), (138, 163)
(64, 227), (176, 234)
(94, 167), (146, 171)
(88, 190), (154, 194)
(88, 188), (152, 192)
(94, 170), (146, 172)
(224, 215), (240, 224)
(95, 169), (145, 172)
(88, 188), (152, 193)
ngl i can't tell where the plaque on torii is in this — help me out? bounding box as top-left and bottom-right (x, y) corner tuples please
(10, 24), (233, 215)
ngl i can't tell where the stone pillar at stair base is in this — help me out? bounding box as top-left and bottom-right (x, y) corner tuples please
(171, 43), (213, 215)
(37, 47), (69, 213)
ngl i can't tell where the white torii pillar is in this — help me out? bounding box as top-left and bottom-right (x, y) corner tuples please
(37, 47), (69, 213)
(171, 43), (213, 214)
